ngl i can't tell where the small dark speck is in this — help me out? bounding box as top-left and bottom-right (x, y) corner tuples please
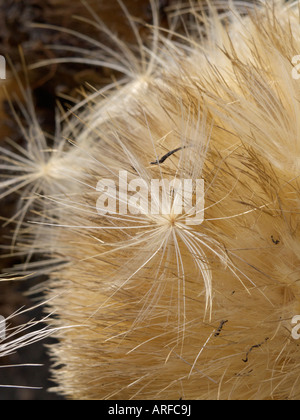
(271, 235), (280, 245)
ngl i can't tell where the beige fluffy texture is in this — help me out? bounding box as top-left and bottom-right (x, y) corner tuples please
(2, 0), (300, 399)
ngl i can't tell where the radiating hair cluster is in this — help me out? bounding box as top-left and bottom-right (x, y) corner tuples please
(1, 0), (300, 400)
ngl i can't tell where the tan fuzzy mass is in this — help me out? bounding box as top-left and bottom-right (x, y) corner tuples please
(2, 1), (300, 400)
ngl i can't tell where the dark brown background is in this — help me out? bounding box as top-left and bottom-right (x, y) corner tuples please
(0, 0), (173, 400)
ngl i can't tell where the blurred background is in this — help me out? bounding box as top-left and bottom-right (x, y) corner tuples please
(0, 0), (174, 400)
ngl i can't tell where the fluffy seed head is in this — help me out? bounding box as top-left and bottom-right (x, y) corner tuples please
(2, 0), (300, 400)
